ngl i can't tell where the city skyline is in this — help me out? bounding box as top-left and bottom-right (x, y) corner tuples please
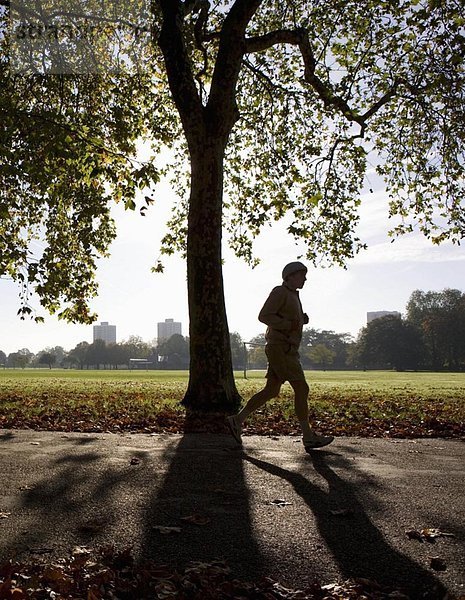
(1, 308), (408, 358)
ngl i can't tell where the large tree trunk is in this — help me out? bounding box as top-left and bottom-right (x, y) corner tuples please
(157, 0), (254, 420)
(182, 141), (242, 416)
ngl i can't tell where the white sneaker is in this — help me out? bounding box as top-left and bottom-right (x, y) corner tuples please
(303, 435), (334, 451)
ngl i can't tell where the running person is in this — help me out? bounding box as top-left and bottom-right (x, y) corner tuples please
(227, 261), (334, 451)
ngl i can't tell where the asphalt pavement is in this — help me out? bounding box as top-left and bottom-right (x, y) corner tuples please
(0, 429), (464, 598)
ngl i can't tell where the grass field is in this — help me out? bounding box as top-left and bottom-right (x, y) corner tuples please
(0, 369), (464, 438)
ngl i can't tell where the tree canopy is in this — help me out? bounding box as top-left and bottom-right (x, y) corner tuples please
(407, 288), (465, 370)
(1, 0), (464, 410)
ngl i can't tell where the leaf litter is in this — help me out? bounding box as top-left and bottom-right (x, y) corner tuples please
(1, 377), (464, 439)
(0, 546), (426, 599)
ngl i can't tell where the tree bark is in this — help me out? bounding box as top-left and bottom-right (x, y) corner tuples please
(182, 140), (242, 415)
(157, 0), (254, 416)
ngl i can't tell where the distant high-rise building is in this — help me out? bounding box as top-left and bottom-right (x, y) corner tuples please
(157, 318), (182, 343)
(367, 311), (401, 324)
(93, 321), (117, 344)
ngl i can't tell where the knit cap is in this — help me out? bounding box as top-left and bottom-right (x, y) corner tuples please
(282, 261), (307, 281)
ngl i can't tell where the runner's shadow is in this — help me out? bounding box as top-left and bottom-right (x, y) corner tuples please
(243, 449), (447, 599)
(140, 433), (264, 581)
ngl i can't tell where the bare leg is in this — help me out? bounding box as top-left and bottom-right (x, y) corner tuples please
(236, 376), (282, 424)
(290, 379), (334, 449)
(289, 379), (314, 441)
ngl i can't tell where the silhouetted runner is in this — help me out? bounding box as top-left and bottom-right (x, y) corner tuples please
(228, 261), (334, 451)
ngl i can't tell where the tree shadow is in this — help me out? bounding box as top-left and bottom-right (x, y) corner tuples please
(0, 436), (160, 561)
(243, 448), (448, 599)
(140, 433), (264, 581)
(0, 430), (262, 580)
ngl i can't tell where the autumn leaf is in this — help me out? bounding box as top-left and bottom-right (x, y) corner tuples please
(406, 528), (455, 543)
(87, 587), (102, 600)
(266, 499), (293, 507)
(0, 576), (13, 599)
(180, 513), (211, 526)
(152, 525), (182, 534)
(421, 528), (455, 540)
(330, 508), (354, 517)
(72, 546), (92, 556)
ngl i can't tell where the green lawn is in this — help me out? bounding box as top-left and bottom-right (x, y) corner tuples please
(0, 369), (464, 437)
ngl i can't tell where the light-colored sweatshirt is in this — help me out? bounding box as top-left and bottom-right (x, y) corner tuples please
(258, 283), (309, 348)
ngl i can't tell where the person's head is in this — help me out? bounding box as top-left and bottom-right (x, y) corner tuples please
(282, 261), (307, 290)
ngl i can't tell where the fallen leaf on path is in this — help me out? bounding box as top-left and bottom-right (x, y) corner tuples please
(422, 528), (455, 540)
(180, 513), (211, 525)
(330, 508), (354, 517)
(266, 499), (292, 507)
(152, 525), (181, 534)
(406, 528), (455, 543)
(129, 457), (140, 465)
(72, 546), (91, 556)
(0, 512), (11, 519)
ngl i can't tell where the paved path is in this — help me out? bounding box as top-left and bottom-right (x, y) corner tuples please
(0, 429), (464, 598)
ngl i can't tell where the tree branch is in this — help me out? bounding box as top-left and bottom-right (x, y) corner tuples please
(206, 0), (264, 137)
(157, 0), (205, 146)
(245, 27), (399, 128)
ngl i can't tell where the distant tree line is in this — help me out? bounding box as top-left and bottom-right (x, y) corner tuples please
(0, 332), (248, 371)
(245, 288), (465, 373)
(0, 335), (184, 371)
(1, 289), (464, 372)
(354, 289), (465, 371)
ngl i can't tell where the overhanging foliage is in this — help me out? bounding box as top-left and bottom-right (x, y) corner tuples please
(1, 0), (464, 323)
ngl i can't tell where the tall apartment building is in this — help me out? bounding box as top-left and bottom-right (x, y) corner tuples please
(367, 311), (401, 324)
(93, 321), (117, 344)
(157, 318), (182, 343)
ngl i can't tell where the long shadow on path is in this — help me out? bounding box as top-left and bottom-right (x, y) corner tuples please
(244, 448), (448, 599)
(140, 434), (264, 581)
(0, 430), (263, 580)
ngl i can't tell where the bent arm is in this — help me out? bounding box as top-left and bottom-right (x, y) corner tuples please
(258, 287), (293, 330)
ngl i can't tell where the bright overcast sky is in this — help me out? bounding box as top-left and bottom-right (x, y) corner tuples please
(1, 168), (464, 356)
